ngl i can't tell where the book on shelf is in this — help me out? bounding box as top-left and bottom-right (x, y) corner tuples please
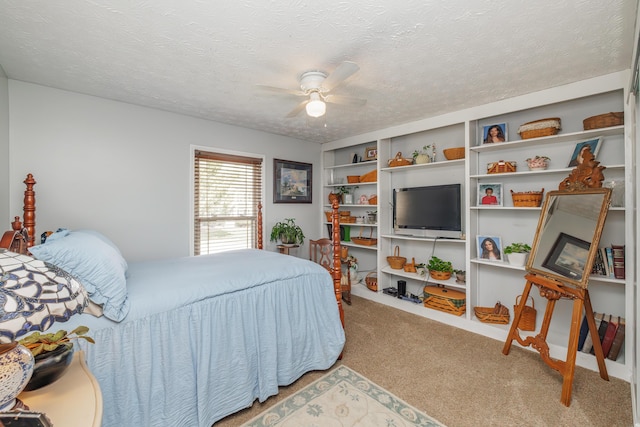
(581, 312), (603, 354)
(611, 244), (625, 280)
(599, 248), (610, 277)
(591, 248), (606, 276)
(605, 247), (614, 278)
(590, 313), (609, 355)
(601, 315), (620, 357)
(607, 318), (626, 361)
(577, 314), (590, 351)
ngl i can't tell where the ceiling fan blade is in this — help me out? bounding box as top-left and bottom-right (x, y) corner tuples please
(286, 100), (309, 118)
(324, 94), (367, 107)
(322, 61), (360, 92)
(256, 85), (305, 97)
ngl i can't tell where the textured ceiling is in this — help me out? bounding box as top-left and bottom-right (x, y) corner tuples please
(0, 1), (636, 143)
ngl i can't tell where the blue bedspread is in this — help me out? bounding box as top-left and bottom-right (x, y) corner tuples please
(55, 249), (345, 427)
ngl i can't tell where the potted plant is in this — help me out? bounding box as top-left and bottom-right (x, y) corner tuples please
(336, 185), (358, 204)
(270, 218), (305, 245)
(454, 269), (466, 283)
(427, 256), (453, 280)
(504, 242), (531, 266)
(412, 144), (436, 164)
(525, 155), (550, 171)
(19, 326), (94, 391)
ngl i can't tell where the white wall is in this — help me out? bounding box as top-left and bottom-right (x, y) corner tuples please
(8, 81), (321, 261)
(0, 66), (9, 225)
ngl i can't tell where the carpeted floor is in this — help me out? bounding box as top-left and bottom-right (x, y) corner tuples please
(215, 295), (633, 426)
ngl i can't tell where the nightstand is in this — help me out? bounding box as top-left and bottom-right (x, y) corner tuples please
(19, 350), (103, 427)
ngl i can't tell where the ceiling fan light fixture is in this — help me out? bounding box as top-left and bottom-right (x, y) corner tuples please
(306, 92), (326, 117)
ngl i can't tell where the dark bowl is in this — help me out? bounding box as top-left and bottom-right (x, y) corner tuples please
(24, 344), (74, 391)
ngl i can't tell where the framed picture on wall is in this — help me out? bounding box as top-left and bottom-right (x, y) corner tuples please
(273, 159), (312, 203)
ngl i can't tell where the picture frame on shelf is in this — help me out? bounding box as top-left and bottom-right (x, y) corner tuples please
(363, 146), (377, 161)
(273, 159), (312, 203)
(567, 137), (602, 167)
(477, 235), (503, 261)
(481, 123), (508, 144)
(542, 232), (591, 279)
(478, 183), (503, 206)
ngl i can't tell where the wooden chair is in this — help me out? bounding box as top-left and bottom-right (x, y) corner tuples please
(309, 238), (351, 305)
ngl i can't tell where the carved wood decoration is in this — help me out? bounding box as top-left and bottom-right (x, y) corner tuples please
(257, 202), (263, 250)
(331, 199), (344, 328)
(22, 174), (36, 248)
(558, 146), (605, 191)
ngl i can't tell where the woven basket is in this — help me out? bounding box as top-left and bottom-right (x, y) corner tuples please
(359, 169), (377, 183)
(368, 195), (378, 205)
(387, 245), (406, 269)
(423, 286), (466, 316)
(429, 270), (452, 281)
(511, 189), (544, 207)
(487, 160), (517, 174)
(388, 152), (413, 167)
(474, 302), (510, 324)
(514, 295), (536, 331)
(347, 175), (360, 183)
(443, 147), (465, 160)
(351, 228), (377, 246)
(583, 112), (624, 130)
(518, 117), (561, 139)
(403, 257), (417, 273)
(365, 272), (378, 292)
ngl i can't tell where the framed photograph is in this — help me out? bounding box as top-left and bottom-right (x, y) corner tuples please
(542, 232), (591, 279)
(481, 123), (508, 145)
(478, 183), (503, 206)
(567, 137), (602, 167)
(477, 235), (503, 261)
(273, 159), (312, 203)
(364, 146), (377, 161)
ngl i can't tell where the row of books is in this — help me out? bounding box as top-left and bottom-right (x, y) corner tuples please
(590, 244), (625, 279)
(578, 312), (625, 361)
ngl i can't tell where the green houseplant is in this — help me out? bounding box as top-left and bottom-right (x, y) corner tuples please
(504, 242), (531, 266)
(427, 256), (453, 280)
(19, 326), (95, 357)
(336, 185), (359, 204)
(270, 218), (305, 245)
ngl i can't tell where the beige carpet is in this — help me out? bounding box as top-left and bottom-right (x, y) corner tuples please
(240, 365), (445, 426)
(215, 295), (633, 426)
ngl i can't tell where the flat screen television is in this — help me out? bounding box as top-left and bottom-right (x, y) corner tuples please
(393, 184), (462, 238)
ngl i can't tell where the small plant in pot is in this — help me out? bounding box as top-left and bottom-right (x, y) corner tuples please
(18, 326), (94, 391)
(525, 155), (550, 171)
(270, 218), (305, 246)
(504, 242), (531, 266)
(454, 269), (466, 283)
(427, 256), (453, 280)
(336, 185), (358, 204)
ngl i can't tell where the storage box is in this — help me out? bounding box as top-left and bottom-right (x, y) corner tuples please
(423, 286), (466, 316)
(487, 160), (516, 174)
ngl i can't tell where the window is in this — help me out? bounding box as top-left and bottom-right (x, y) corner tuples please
(194, 149), (263, 255)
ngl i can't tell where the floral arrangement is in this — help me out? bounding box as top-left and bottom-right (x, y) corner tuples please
(412, 143), (436, 162)
(525, 155), (550, 168)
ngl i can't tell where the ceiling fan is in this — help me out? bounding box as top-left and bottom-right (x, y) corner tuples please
(258, 61), (366, 118)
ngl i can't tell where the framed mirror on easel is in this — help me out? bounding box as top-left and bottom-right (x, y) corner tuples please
(502, 146), (612, 407)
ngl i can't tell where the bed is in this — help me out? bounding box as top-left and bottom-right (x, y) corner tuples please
(1, 174), (346, 427)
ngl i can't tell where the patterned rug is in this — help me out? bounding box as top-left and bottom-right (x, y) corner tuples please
(241, 365), (445, 427)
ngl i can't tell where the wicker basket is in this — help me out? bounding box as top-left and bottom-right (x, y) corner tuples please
(403, 257), (417, 273)
(443, 147), (465, 160)
(511, 189), (544, 207)
(365, 272), (378, 291)
(347, 175), (360, 183)
(474, 302), (510, 324)
(487, 160), (517, 174)
(429, 270), (452, 281)
(423, 286), (466, 316)
(359, 169), (377, 183)
(351, 228), (377, 246)
(514, 295), (536, 331)
(583, 112), (624, 130)
(388, 152), (413, 167)
(518, 118), (561, 139)
(387, 245), (406, 269)
(368, 195), (378, 205)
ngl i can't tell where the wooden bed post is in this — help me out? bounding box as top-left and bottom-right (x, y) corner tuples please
(257, 202), (263, 250)
(331, 199), (344, 327)
(23, 174), (36, 248)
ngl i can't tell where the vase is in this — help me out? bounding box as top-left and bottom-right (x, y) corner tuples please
(0, 342), (34, 412)
(342, 194), (354, 204)
(24, 344), (74, 391)
(414, 154), (431, 164)
(507, 252), (528, 266)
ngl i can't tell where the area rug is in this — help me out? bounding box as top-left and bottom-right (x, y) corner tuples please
(241, 365), (445, 427)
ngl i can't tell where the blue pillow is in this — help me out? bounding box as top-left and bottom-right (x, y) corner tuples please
(29, 230), (130, 321)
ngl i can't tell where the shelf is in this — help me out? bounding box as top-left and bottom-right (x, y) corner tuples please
(380, 158), (463, 172)
(470, 164), (624, 180)
(380, 233), (466, 243)
(325, 160), (378, 170)
(326, 182), (377, 187)
(325, 222), (377, 227)
(469, 125), (624, 153)
(324, 203), (377, 208)
(381, 265), (467, 291)
(342, 241), (378, 250)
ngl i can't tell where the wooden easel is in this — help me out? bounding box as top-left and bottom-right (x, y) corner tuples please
(503, 273), (608, 406)
(502, 147), (611, 406)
